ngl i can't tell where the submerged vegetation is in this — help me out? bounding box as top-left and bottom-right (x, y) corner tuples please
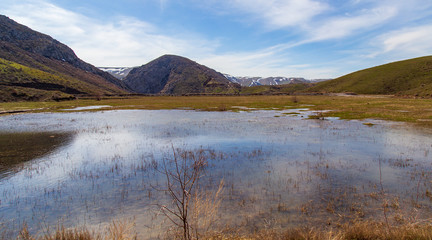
(1, 108), (432, 239)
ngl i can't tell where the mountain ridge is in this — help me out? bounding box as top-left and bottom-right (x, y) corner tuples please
(1, 15), (431, 100)
(0, 15), (129, 101)
(223, 74), (313, 87)
(100, 67), (318, 88)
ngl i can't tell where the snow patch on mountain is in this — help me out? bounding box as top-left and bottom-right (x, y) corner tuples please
(223, 74), (319, 87)
(99, 67), (134, 80)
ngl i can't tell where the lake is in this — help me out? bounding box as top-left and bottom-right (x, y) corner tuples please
(0, 109), (431, 238)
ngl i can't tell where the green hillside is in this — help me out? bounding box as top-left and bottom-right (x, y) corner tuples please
(240, 83), (311, 95)
(0, 58), (104, 101)
(308, 56), (432, 97)
(0, 15), (129, 102)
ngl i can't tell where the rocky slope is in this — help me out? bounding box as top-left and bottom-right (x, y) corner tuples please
(0, 15), (129, 101)
(124, 55), (240, 95)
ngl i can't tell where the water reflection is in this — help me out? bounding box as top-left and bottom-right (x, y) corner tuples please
(0, 132), (72, 179)
(0, 110), (431, 238)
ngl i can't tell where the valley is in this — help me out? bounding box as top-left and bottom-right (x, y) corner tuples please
(1, 11), (432, 240)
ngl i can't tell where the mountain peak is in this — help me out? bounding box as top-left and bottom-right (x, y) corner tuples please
(0, 14), (129, 101)
(124, 55), (240, 94)
(0, 15), (79, 64)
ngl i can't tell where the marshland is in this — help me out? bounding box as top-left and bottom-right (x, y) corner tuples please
(1, 95), (432, 239)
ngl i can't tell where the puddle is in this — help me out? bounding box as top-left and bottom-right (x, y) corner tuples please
(231, 106), (257, 110)
(62, 105), (112, 111)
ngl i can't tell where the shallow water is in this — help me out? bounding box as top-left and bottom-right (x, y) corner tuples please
(0, 109), (431, 238)
(62, 105), (112, 111)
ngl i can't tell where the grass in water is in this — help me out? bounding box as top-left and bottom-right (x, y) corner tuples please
(11, 220), (432, 239)
(14, 220), (136, 240)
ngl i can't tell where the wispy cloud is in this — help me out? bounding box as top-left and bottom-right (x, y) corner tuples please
(225, 0), (329, 29)
(199, 45), (338, 79)
(370, 24), (432, 58)
(0, 0), (339, 78)
(1, 0), (431, 79)
(202, 0), (431, 45)
(159, 0), (169, 11)
(1, 0), (217, 67)
(305, 6), (398, 42)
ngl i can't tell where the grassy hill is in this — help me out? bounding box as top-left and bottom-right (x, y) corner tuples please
(0, 15), (129, 101)
(0, 58), (114, 101)
(307, 56), (432, 97)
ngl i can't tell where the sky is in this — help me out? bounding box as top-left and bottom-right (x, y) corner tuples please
(1, 0), (432, 79)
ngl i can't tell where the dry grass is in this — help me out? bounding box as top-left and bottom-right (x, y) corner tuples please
(191, 180), (224, 238)
(9, 219), (432, 240)
(206, 221), (432, 240)
(1, 95), (431, 127)
(106, 220), (136, 240)
(17, 225), (95, 240)
(13, 219), (136, 240)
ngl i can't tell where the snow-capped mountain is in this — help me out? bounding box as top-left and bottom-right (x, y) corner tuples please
(223, 74), (311, 87)
(99, 69), (330, 86)
(222, 74), (240, 84)
(99, 67), (134, 80)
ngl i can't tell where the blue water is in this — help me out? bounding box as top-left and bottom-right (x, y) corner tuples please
(0, 110), (431, 238)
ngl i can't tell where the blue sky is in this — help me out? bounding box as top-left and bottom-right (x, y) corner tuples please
(1, 0), (432, 79)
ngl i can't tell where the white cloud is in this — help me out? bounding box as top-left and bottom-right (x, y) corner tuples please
(2, 0), (430, 79)
(227, 0), (329, 29)
(305, 6), (398, 42)
(199, 45), (338, 79)
(1, 0), (217, 67)
(372, 24), (432, 58)
(0, 0), (338, 78)
(202, 0), (432, 45)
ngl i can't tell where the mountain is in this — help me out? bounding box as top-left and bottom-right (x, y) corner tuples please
(223, 74), (310, 87)
(99, 67), (134, 80)
(0, 15), (129, 101)
(223, 74), (240, 84)
(308, 56), (432, 97)
(124, 55), (240, 95)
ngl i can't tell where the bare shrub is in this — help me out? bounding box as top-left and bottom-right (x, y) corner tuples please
(155, 147), (209, 240)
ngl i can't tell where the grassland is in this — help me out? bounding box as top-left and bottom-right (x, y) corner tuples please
(0, 56), (129, 102)
(0, 58), (98, 101)
(1, 95), (431, 127)
(307, 56), (432, 97)
(239, 83), (312, 95)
